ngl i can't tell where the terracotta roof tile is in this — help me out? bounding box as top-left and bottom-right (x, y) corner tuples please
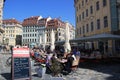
(47, 18), (65, 28)
(22, 16), (39, 26)
(3, 19), (21, 24)
(38, 18), (47, 27)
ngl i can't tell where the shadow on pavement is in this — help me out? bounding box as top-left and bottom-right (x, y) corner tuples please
(32, 73), (40, 77)
(1, 73), (12, 80)
(79, 58), (120, 80)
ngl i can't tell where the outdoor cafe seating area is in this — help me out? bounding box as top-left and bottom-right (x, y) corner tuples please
(79, 48), (120, 64)
(30, 46), (81, 77)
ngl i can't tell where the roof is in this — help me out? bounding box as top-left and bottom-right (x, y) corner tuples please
(47, 18), (65, 28)
(38, 18), (47, 27)
(22, 16), (40, 26)
(3, 19), (21, 24)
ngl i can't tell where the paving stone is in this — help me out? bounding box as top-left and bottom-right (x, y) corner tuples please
(0, 53), (120, 80)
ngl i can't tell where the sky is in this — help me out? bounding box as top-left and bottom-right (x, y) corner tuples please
(3, 0), (75, 26)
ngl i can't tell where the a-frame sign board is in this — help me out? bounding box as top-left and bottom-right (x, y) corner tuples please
(12, 47), (31, 80)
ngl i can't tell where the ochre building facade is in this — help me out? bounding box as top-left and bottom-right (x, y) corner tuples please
(74, 0), (120, 55)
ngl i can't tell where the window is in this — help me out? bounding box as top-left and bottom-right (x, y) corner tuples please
(77, 28), (79, 34)
(77, 16), (78, 23)
(79, 14), (81, 21)
(59, 39), (61, 41)
(79, 3), (81, 9)
(35, 34), (36, 37)
(83, 26), (85, 34)
(104, 16), (108, 27)
(23, 34), (24, 37)
(96, 1), (100, 11)
(86, 24), (89, 32)
(91, 22), (94, 31)
(90, 6), (93, 14)
(82, 0), (84, 6)
(59, 33), (61, 36)
(103, 0), (107, 7)
(32, 39), (34, 42)
(97, 19), (100, 29)
(76, 7), (78, 11)
(82, 12), (84, 19)
(80, 27), (81, 34)
(86, 9), (88, 17)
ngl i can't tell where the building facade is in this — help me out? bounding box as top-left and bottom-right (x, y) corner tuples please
(0, 0), (5, 44)
(69, 23), (75, 40)
(74, 0), (120, 55)
(3, 19), (23, 46)
(22, 16), (75, 49)
(22, 16), (43, 48)
(46, 19), (75, 45)
(46, 18), (65, 44)
(36, 17), (51, 49)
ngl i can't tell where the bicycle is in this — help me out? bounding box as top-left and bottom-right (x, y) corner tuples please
(6, 57), (12, 66)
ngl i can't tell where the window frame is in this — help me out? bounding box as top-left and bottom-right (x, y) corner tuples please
(96, 1), (100, 11)
(91, 22), (94, 31)
(103, 0), (107, 7)
(97, 19), (100, 29)
(104, 16), (108, 27)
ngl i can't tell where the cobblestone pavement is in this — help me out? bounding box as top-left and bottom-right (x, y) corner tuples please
(0, 53), (120, 80)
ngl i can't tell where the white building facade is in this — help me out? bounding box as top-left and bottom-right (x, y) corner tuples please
(22, 16), (42, 48)
(68, 22), (75, 40)
(0, 0), (5, 45)
(36, 17), (51, 49)
(3, 19), (22, 46)
(22, 16), (75, 49)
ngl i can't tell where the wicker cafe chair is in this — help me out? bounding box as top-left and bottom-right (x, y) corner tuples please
(71, 55), (80, 71)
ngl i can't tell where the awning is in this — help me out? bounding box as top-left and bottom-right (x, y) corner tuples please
(55, 33), (120, 44)
(71, 33), (120, 42)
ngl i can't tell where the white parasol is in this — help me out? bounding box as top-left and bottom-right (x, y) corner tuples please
(50, 29), (55, 52)
(64, 22), (71, 53)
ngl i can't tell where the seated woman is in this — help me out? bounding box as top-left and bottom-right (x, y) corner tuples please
(46, 51), (75, 76)
(48, 54), (64, 76)
(62, 53), (75, 74)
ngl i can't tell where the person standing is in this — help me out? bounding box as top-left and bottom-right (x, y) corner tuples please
(76, 49), (81, 57)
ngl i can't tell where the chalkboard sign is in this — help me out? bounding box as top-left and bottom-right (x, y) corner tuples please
(12, 57), (31, 80)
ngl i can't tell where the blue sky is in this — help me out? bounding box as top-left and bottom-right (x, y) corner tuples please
(3, 0), (75, 26)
